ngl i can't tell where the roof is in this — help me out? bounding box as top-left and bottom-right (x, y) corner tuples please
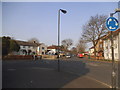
(89, 46), (94, 49)
(47, 45), (59, 49)
(16, 40), (40, 46)
(102, 28), (120, 40)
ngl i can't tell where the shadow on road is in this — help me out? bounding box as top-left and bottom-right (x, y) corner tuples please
(2, 59), (90, 88)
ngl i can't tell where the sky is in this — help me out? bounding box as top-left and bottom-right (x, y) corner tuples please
(2, 1), (119, 49)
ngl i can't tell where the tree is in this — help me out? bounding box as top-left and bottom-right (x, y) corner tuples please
(2, 36), (20, 56)
(28, 38), (39, 43)
(71, 47), (77, 55)
(81, 14), (108, 57)
(9, 40), (20, 53)
(76, 38), (86, 53)
(2, 36), (11, 55)
(61, 39), (73, 52)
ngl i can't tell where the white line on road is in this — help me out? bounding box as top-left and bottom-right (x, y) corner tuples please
(85, 76), (112, 88)
(64, 71), (112, 88)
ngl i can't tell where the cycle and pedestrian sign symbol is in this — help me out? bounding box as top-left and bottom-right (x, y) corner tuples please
(106, 17), (119, 31)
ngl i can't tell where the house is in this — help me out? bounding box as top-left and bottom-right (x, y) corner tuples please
(37, 43), (47, 55)
(89, 35), (106, 59)
(47, 45), (64, 55)
(89, 46), (94, 56)
(47, 45), (59, 55)
(95, 35), (106, 57)
(16, 40), (37, 55)
(103, 28), (120, 61)
(16, 40), (47, 55)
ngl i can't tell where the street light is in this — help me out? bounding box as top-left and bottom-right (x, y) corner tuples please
(109, 8), (120, 89)
(110, 8), (120, 17)
(115, 8), (120, 12)
(58, 9), (67, 72)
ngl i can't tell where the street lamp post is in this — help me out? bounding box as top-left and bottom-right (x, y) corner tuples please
(110, 8), (120, 89)
(58, 9), (67, 72)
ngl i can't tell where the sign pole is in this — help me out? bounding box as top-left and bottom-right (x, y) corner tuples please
(106, 16), (119, 89)
(110, 31), (116, 89)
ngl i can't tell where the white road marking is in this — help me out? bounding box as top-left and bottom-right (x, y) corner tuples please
(85, 76), (112, 88)
(64, 71), (111, 88)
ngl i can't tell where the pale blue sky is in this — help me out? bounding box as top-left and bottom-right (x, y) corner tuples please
(2, 2), (118, 48)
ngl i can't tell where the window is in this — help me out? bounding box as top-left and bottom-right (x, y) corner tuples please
(42, 47), (44, 50)
(99, 44), (102, 48)
(111, 53), (112, 57)
(106, 53), (108, 56)
(106, 46), (108, 49)
(115, 53), (118, 57)
(114, 44), (117, 49)
(42, 52), (44, 55)
(23, 46), (25, 48)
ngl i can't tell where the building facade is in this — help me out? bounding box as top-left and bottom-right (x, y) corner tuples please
(103, 29), (120, 61)
(16, 40), (47, 55)
(37, 43), (47, 55)
(47, 45), (58, 55)
(89, 46), (94, 56)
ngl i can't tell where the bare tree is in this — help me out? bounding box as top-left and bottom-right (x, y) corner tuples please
(71, 47), (77, 55)
(28, 38), (39, 43)
(76, 38), (86, 53)
(81, 14), (108, 57)
(61, 39), (73, 51)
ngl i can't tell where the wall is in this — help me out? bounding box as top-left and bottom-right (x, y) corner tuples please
(37, 43), (47, 55)
(103, 35), (119, 61)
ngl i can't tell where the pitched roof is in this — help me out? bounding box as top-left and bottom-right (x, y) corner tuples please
(89, 46), (94, 49)
(16, 40), (40, 46)
(102, 28), (120, 40)
(47, 45), (59, 49)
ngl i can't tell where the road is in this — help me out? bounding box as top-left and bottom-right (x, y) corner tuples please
(2, 57), (118, 88)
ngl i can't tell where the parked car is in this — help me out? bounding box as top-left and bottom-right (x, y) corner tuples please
(77, 54), (84, 58)
(65, 55), (71, 58)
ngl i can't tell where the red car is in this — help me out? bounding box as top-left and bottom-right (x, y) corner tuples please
(77, 54), (84, 58)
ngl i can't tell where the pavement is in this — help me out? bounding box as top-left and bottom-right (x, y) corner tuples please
(2, 59), (109, 88)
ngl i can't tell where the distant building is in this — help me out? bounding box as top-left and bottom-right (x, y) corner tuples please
(16, 40), (37, 55)
(47, 45), (59, 55)
(95, 35), (106, 57)
(47, 45), (64, 55)
(16, 40), (47, 55)
(89, 46), (94, 56)
(37, 43), (47, 55)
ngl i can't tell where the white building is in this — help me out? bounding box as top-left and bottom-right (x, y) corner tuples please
(89, 46), (94, 56)
(103, 29), (120, 61)
(47, 45), (58, 55)
(37, 43), (47, 55)
(16, 40), (47, 55)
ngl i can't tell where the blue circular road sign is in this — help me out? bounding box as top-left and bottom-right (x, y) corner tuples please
(106, 17), (119, 31)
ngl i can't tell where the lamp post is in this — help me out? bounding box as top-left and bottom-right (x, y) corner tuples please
(110, 8), (120, 89)
(58, 9), (67, 72)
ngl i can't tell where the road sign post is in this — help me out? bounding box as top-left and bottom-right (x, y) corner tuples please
(106, 16), (119, 89)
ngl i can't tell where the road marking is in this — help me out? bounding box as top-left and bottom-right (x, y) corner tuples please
(64, 71), (112, 88)
(85, 76), (112, 88)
